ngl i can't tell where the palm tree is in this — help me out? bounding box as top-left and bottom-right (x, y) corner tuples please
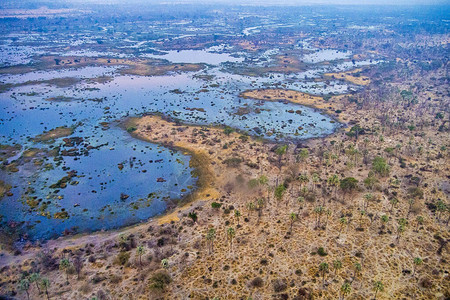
(380, 215), (389, 230)
(415, 216), (424, 232)
(297, 148), (309, 166)
(275, 145), (288, 174)
(247, 201), (255, 212)
(398, 218), (407, 226)
(327, 174), (339, 197)
(363, 193), (373, 210)
(325, 209), (332, 227)
(234, 209), (241, 225)
(338, 217), (347, 238)
(413, 257), (423, 276)
(389, 198), (398, 213)
(258, 175), (268, 186)
(161, 258), (169, 269)
(312, 173), (320, 192)
(396, 225), (405, 243)
(314, 206), (324, 228)
(319, 262), (329, 286)
(275, 145), (288, 161)
(73, 255), (83, 280)
(59, 258), (71, 283)
(436, 200), (447, 222)
(373, 281), (384, 299)
(227, 227), (236, 252)
(352, 263), (361, 282)
(297, 196), (305, 216)
(40, 278), (50, 300)
(188, 212), (198, 223)
(29, 272), (41, 294)
(333, 260), (342, 276)
(359, 210), (366, 229)
(136, 245), (145, 267)
(340, 177), (359, 201)
(298, 174), (309, 191)
(275, 179), (288, 199)
(18, 278), (30, 300)
(289, 212), (297, 233)
(206, 228), (216, 254)
(258, 175), (270, 201)
(340, 282), (351, 300)
(407, 198), (415, 218)
(256, 198), (265, 222)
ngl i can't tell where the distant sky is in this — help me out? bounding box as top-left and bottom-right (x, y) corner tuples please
(162, 0), (449, 4)
(4, 0), (449, 5)
(118, 0), (444, 4)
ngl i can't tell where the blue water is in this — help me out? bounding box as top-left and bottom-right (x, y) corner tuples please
(0, 45), (371, 241)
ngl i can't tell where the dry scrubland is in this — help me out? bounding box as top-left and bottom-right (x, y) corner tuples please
(1, 57), (448, 300)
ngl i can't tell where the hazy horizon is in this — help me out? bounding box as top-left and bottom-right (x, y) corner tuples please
(1, 0), (449, 7)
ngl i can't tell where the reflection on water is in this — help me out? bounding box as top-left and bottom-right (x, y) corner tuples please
(0, 42), (378, 241)
(302, 49), (351, 64)
(142, 48), (244, 65)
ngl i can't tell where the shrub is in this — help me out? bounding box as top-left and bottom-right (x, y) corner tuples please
(340, 177), (359, 192)
(250, 277), (264, 288)
(245, 162), (258, 169)
(372, 156), (389, 176)
(317, 247), (328, 256)
(223, 157), (242, 168)
(248, 179), (259, 188)
(37, 250), (58, 271)
(239, 135), (249, 141)
(274, 184), (287, 201)
(91, 274), (106, 284)
(110, 275), (122, 284)
(188, 212), (197, 223)
(223, 127), (234, 135)
(79, 283), (91, 294)
(408, 187), (424, 199)
(115, 251), (130, 266)
(149, 270), (172, 291)
(211, 202), (222, 209)
(419, 277), (433, 289)
(272, 279), (287, 293)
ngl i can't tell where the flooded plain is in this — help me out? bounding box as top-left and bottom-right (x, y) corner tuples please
(0, 38), (378, 240)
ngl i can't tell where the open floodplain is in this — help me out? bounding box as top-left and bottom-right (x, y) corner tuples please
(0, 12), (378, 240)
(0, 2), (448, 300)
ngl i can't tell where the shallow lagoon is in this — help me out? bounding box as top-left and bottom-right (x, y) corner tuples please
(0, 44), (375, 240)
(142, 48), (244, 65)
(0, 127), (194, 240)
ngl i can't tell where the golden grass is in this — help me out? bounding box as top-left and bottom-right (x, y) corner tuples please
(324, 68), (371, 85)
(32, 126), (74, 142)
(125, 116), (223, 225)
(240, 88), (350, 124)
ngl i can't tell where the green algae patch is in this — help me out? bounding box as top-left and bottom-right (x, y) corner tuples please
(49, 171), (78, 189)
(45, 96), (78, 102)
(54, 210), (70, 219)
(0, 180), (12, 199)
(0, 144), (22, 162)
